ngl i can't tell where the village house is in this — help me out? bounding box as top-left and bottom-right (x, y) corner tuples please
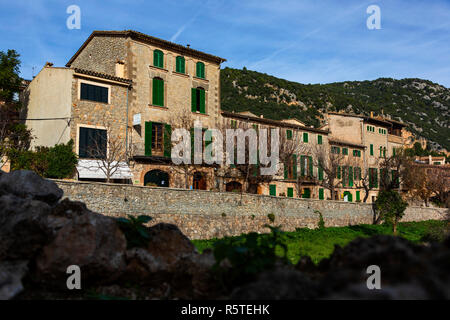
(22, 30), (410, 203)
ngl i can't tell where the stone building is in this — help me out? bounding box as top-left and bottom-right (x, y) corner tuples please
(22, 30), (409, 203)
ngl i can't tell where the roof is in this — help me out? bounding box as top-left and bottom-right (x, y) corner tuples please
(328, 138), (366, 149)
(221, 111), (329, 134)
(66, 30), (227, 67)
(327, 111), (406, 128)
(73, 67), (132, 85)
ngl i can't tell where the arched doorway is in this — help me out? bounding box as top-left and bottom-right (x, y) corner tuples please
(193, 172), (207, 190)
(248, 183), (259, 194)
(144, 170), (169, 187)
(226, 181), (242, 192)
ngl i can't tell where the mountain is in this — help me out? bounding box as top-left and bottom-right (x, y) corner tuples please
(220, 67), (450, 151)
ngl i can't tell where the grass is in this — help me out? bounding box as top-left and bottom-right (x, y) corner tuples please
(192, 220), (448, 265)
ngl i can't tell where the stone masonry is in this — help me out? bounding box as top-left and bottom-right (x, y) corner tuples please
(54, 180), (448, 240)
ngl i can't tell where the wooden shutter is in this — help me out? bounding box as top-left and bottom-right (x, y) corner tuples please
(269, 184), (276, 196)
(337, 166), (341, 179)
(303, 132), (308, 143)
(349, 166), (353, 187)
(199, 89), (205, 114)
(300, 155), (305, 176)
(145, 122), (152, 156)
(292, 154), (297, 179)
(318, 135), (322, 145)
(152, 78), (161, 106)
(191, 88), (197, 112)
(370, 144), (374, 156)
(164, 124), (171, 158)
(319, 188), (324, 200)
(308, 156), (313, 177)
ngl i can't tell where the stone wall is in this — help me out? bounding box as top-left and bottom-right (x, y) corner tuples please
(54, 180), (448, 240)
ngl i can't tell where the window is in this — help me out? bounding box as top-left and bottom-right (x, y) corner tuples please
(370, 144), (374, 156)
(252, 124), (259, 130)
(191, 87), (206, 113)
(286, 129), (293, 140)
(144, 122), (171, 157)
(354, 167), (362, 180)
(383, 147), (386, 158)
(269, 184), (276, 196)
(152, 77), (164, 106)
(379, 146), (383, 157)
(353, 149), (361, 157)
(356, 191), (360, 202)
(319, 188), (324, 200)
(318, 135), (323, 145)
(230, 120), (237, 128)
(284, 154), (297, 180)
(175, 56), (185, 73)
(318, 160), (324, 180)
(300, 155), (313, 177)
(331, 146), (340, 154)
(80, 83), (108, 103)
(348, 166), (353, 187)
(78, 127), (107, 159)
(196, 62), (205, 79)
(343, 147), (348, 155)
(393, 147), (396, 156)
(287, 187), (294, 198)
(153, 49), (164, 68)
(303, 132), (308, 143)
(369, 168), (378, 188)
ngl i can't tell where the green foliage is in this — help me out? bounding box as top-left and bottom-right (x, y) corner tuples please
(315, 210), (325, 229)
(9, 140), (78, 179)
(420, 222), (449, 243)
(374, 190), (408, 233)
(0, 49), (22, 102)
(220, 67), (450, 150)
(115, 215), (153, 249)
(193, 220), (446, 265)
(211, 225), (289, 289)
(267, 213), (275, 223)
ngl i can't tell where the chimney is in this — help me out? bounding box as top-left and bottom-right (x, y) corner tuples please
(186, 44), (190, 48)
(44, 62), (54, 67)
(370, 111), (374, 118)
(260, 115), (264, 118)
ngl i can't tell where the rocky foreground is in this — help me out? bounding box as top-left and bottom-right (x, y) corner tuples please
(0, 170), (449, 300)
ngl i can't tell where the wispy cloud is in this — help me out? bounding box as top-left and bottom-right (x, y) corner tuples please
(170, 12), (201, 42)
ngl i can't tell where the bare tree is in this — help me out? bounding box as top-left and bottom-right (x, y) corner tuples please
(311, 144), (345, 200)
(426, 166), (450, 207)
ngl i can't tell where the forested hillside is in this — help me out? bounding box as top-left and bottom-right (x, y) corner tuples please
(220, 67), (450, 151)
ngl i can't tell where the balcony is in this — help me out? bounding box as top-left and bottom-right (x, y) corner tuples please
(387, 134), (403, 144)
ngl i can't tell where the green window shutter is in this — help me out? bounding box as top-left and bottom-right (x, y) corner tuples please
(318, 135), (322, 145)
(308, 156), (313, 177)
(302, 188), (311, 199)
(286, 130), (292, 139)
(318, 166), (323, 181)
(356, 191), (360, 201)
(176, 56), (185, 73)
(336, 147), (340, 154)
(199, 89), (206, 114)
(319, 188), (324, 200)
(164, 124), (171, 158)
(393, 148), (396, 156)
(374, 168), (378, 188)
(287, 187), (293, 198)
(337, 166), (341, 179)
(349, 166), (353, 187)
(144, 121), (152, 156)
(191, 88), (197, 112)
(196, 62), (205, 78)
(269, 184), (276, 196)
(370, 144), (374, 156)
(342, 167), (346, 187)
(284, 162), (288, 180)
(292, 154), (297, 179)
(154, 50), (163, 68)
(303, 132), (308, 143)
(300, 155), (305, 176)
(343, 148), (348, 155)
(153, 78), (164, 106)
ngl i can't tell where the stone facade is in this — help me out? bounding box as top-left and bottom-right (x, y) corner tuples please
(54, 180), (448, 240)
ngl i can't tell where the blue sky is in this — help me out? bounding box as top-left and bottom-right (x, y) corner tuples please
(1, 0), (449, 87)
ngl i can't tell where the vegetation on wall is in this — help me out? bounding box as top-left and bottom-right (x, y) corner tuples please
(220, 67), (450, 150)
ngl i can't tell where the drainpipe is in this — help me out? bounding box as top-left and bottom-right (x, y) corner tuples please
(125, 85), (129, 163)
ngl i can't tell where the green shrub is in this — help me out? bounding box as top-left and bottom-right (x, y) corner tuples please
(9, 140), (77, 179)
(315, 210), (325, 229)
(115, 215), (153, 249)
(267, 213), (275, 223)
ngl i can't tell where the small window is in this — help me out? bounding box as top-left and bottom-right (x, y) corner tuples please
(176, 56), (185, 73)
(230, 120), (237, 128)
(331, 146), (340, 154)
(152, 123), (164, 153)
(79, 127), (107, 159)
(370, 144), (374, 156)
(80, 83), (108, 103)
(318, 135), (323, 145)
(153, 50), (164, 68)
(269, 184), (276, 196)
(319, 188), (324, 200)
(343, 148), (348, 155)
(303, 132), (308, 143)
(286, 130), (293, 140)
(287, 187), (294, 198)
(196, 62), (205, 79)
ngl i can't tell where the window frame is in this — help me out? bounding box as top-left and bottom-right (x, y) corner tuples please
(77, 124), (108, 160)
(78, 79), (111, 104)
